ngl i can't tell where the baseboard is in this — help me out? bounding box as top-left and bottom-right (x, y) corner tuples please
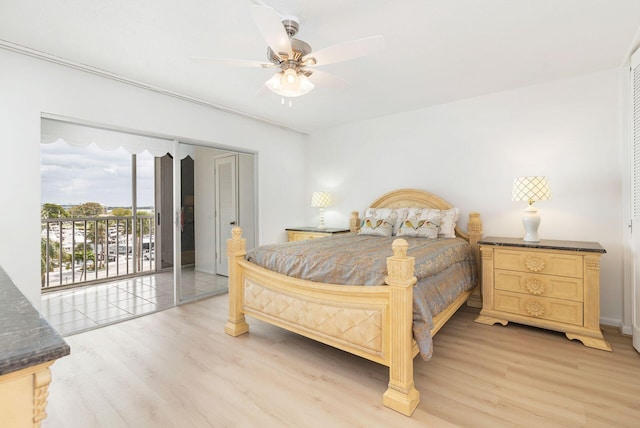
(599, 317), (622, 328)
(600, 317), (634, 336)
(634, 325), (640, 353)
(194, 266), (215, 275)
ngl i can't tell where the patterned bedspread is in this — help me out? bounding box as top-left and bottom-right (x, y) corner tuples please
(246, 234), (477, 360)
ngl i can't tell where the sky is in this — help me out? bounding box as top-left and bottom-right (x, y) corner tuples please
(41, 140), (155, 208)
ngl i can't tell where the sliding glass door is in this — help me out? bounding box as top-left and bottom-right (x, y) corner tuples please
(40, 118), (256, 309)
(174, 144), (256, 303)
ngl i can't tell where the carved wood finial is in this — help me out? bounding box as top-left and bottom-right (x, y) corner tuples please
(227, 227), (246, 257)
(350, 211), (360, 232)
(392, 238), (409, 258)
(468, 212), (482, 234)
(386, 239), (416, 285)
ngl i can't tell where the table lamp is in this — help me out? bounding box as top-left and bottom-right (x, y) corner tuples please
(512, 176), (551, 242)
(311, 191), (331, 230)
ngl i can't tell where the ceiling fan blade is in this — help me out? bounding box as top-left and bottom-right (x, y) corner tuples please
(305, 35), (385, 66)
(190, 57), (275, 68)
(308, 70), (351, 90)
(250, 5), (293, 59)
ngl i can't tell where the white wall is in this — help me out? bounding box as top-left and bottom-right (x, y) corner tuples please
(0, 48), (306, 306)
(305, 69), (626, 327)
(2, 45), (627, 327)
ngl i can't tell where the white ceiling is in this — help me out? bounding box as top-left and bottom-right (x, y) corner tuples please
(2, 0), (640, 133)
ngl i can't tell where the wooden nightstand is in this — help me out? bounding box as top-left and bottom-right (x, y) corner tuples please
(475, 236), (610, 351)
(285, 227), (350, 242)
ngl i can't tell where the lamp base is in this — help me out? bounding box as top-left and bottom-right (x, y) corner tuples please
(522, 205), (541, 242)
(317, 208), (326, 230)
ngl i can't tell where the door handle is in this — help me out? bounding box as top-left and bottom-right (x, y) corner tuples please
(230, 221), (237, 225)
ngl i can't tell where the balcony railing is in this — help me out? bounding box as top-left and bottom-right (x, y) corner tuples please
(41, 215), (156, 291)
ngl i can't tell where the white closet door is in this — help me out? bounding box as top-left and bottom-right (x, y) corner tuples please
(631, 47), (640, 353)
(215, 154), (237, 276)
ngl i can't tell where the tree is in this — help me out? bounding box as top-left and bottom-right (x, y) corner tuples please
(74, 243), (95, 266)
(111, 207), (132, 217)
(41, 237), (60, 287)
(108, 208), (154, 270)
(70, 202), (105, 217)
(41, 203), (70, 219)
(136, 210), (153, 235)
(110, 208), (152, 234)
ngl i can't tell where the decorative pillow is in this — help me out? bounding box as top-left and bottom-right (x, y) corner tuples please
(358, 214), (397, 237)
(363, 208), (407, 235)
(404, 207), (460, 238)
(435, 207), (460, 238)
(397, 216), (441, 238)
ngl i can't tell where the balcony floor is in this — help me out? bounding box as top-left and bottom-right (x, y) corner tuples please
(40, 268), (228, 336)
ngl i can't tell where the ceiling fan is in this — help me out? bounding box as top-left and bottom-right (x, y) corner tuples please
(191, 5), (385, 99)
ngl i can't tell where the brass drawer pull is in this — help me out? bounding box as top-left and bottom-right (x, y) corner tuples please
(524, 278), (545, 295)
(524, 255), (545, 272)
(524, 301), (545, 317)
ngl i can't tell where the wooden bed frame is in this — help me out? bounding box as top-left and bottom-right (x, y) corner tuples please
(224, 189), (482, 416)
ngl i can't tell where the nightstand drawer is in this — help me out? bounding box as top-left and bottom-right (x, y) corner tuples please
(287, 231), (328, 241)
(494, 249), (583, 278)
(494, 291), (583, 326)
(494, 270), (584, 302)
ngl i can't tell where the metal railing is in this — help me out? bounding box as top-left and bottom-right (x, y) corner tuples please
(41, 215), (155, 291)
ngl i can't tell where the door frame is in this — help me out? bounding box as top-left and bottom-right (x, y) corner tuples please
(172, 143), (257, 304)
(629, 49), (640, 352)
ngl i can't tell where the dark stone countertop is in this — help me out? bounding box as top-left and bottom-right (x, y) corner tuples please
(479, 236), (606, 253)
(285, 227), (351, 233)
(0, 266), (70, 376)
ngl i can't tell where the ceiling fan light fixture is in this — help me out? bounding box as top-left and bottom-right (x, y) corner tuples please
(265, 70), (314, 98)
(193, 5), (386, 104)
(283, 68), (297, 86)
(297, 74), (314, 94)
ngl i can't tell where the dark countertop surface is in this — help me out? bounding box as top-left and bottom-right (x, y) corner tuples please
(479, 236), (606, 253)
(0, 266), (70, 375)
(285, 227), (351, 233)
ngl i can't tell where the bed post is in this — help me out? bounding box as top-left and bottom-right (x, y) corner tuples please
(466, 212), (484, 308)
(382, 238), (420, 416)
(349, 211), (360, 232)
(224, 227), (249, 337)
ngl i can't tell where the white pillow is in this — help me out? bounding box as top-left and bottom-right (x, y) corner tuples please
(436, 207), (460, 238)
(397, 215), (441, 238)
(364, 207), (408, 235)
(358, 214), (397, 237)
(403, 207), (459, 238)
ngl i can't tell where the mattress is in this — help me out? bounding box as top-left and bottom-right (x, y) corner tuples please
(246, 234), (477, 359)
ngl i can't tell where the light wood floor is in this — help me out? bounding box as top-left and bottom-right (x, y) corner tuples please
(44, 294), (640, 428)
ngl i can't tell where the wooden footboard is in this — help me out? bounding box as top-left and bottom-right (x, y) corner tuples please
(224, 189), (483, 417)
(225, 227), (420, 415)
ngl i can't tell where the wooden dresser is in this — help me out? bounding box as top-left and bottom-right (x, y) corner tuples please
(286, 227), (350, 242)
(0, 266), (70, 427)
(475, 236), (610, 351)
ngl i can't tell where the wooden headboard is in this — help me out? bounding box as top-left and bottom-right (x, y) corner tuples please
(349, 188), (483, 308)
(350, 188), (482, 241)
